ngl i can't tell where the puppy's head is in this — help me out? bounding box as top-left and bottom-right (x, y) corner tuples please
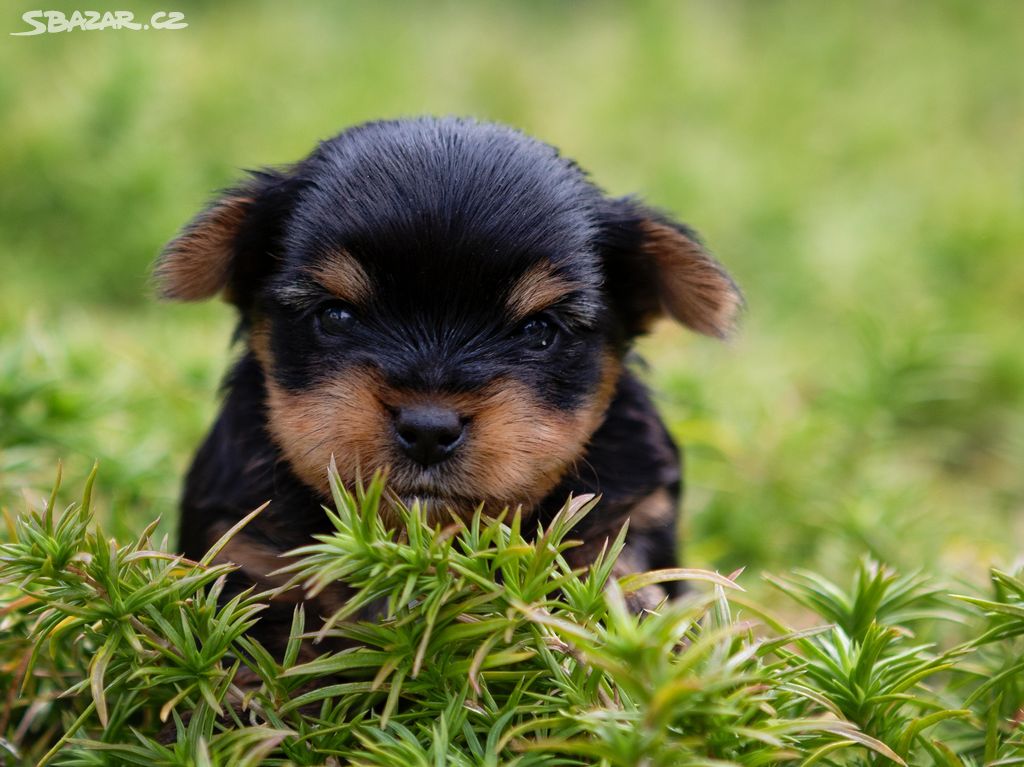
(156, 118), (741, 518)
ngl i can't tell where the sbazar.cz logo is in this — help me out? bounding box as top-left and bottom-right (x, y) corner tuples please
(11, 10), (187, 35)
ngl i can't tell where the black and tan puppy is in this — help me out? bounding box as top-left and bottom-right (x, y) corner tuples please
(156, 117), (740, 647)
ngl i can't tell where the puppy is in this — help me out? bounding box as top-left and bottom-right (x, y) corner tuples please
(156, 117), (740, 648)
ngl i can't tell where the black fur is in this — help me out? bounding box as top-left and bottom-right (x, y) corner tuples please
(162, 117), (739, 649)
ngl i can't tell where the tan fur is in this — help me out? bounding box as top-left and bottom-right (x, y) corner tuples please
(627, 487), (676, 530)
(638, 219), (742, 338)
(261, 353), (621, 524)
(214, 534), (295, 591)
(155, 196), (252, 301)
(505, 261), (581, 321)
(264, 367), (392, 497)
(209, 528), (353, 617)
(309, 251), (374, 306)
(249, 318), (273, 370)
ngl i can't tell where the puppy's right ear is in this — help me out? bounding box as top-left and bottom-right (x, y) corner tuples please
(154, 170), (290, 304)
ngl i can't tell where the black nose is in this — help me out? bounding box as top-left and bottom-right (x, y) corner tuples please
(393, 405), (465, 467)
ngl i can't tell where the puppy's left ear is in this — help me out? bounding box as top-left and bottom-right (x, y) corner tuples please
(602, 197), (743, 339)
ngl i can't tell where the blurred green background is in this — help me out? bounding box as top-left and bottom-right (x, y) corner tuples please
(2, 1), (1022, 604)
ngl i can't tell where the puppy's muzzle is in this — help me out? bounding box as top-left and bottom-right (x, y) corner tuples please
(393, 405), (466, 467)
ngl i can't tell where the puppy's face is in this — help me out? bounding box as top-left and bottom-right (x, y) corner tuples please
(156, 118), (740, 518)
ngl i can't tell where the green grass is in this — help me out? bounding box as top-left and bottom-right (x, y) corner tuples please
(2, 467), (1022, 765)
(1, 1), (1023, 762)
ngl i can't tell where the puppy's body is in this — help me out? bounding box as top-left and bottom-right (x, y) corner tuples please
(159, 118), (739, 647)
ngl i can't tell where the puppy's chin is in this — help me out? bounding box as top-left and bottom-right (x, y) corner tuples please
(384, 490), (508, 528)
(394, 494), (475, 523)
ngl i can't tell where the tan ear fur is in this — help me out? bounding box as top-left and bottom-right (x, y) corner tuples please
(638, 219), (742, 338)
(153, 195), (253, 301)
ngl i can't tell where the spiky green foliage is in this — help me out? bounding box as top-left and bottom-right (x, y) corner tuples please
(1, 467), (1023, 766)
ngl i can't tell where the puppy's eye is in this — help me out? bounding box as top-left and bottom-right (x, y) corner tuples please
(316, 302), (356, 336)
(518, 315), (558, 351)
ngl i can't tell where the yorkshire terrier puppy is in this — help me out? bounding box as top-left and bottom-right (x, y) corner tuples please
(156, 117), (741, 648)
